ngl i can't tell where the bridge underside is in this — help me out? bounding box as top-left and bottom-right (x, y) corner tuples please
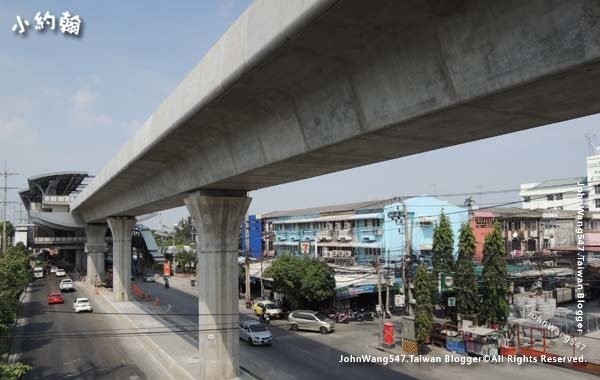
(74, 0), (600, 222)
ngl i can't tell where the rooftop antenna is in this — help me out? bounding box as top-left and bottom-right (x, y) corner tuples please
(585, 130), (599, 155)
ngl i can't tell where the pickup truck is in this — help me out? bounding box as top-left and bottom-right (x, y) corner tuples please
(59, 279), (74, 292)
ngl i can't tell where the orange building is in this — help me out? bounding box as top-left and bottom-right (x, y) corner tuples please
(470, 211), (494, 262)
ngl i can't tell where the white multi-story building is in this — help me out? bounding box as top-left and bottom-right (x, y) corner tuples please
(520, 148), (600, 211)
(520, 177), (586, 211)
(586, 149), (600, 211)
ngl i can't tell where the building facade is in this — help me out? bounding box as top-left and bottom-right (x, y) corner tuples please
(247, 196), (468, 265)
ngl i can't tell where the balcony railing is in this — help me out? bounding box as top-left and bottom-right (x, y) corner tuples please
(317, 230), (333, 242)
(35, 236), (86, 244)
(337, 229), (353, 242)
(43, 195), (76, 203)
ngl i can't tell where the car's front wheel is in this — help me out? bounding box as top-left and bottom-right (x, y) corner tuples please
(320, 327), (328, 334)
(290, 324), (298, 331)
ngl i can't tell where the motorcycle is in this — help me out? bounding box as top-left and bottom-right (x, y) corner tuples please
(259, 313), (270, 324)
(334, 311), (350, 324)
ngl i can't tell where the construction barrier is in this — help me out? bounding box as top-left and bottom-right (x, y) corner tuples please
(402, 339), (419, 354)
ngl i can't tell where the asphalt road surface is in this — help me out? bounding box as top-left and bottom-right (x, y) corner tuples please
(136, 280), (415, 380)
(10, 275), (148, 380)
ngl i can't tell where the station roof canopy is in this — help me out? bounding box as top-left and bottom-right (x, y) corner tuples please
(19, 171), (90, 210)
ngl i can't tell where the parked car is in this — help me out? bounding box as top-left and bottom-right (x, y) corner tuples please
(47, 292), (64, 305)
(59, 279), (74, 292)
(252, 300), (282, 319)
(143, 274), (155, 282)
(55, 269), (66, 277)
(50, 266), (58, 274)
(73, 298), (93, 313)
(288, 310), (335, 334)
(239, 320), (272, 346)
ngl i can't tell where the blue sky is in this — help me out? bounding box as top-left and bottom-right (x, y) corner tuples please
(1, 1), (600, 230)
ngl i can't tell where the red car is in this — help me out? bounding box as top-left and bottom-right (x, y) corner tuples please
(48, 292), (64, 305)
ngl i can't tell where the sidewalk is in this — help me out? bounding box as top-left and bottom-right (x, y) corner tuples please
(76, 278), (255, 380)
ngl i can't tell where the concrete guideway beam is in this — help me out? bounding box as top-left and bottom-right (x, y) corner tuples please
(72, 0), (600, 223)
(107, 217), (137, 302)
(185, 190), (251, 380)
(85, 223), (108, 286)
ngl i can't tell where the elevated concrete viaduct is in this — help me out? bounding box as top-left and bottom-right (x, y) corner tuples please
(66, 0), (600, 378)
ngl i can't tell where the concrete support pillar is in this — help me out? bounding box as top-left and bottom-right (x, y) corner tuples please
(107, 216), (136, 302)
(185, 190), (251, 380)
(75, 249), (85, 273)
(85, 224), (107, 286)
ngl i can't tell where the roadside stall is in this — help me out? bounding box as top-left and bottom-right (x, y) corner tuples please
(431, 318), (458, 348)
(460, 324), (503, 357)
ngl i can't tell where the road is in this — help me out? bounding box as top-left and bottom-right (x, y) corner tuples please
(10, 275), (152, 380)
(136, 279), (413, 380)
(137, 278), (599, 380)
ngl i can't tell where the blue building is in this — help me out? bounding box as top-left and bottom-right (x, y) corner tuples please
(241, 215), (263, 258)
(383, 196), (469, 264)
(248, 196), (468, 265)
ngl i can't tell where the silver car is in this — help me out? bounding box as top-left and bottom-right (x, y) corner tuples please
(288, 310), (335, 334)
(239, 320), (272, 345)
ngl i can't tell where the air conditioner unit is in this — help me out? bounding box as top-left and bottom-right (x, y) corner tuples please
(375, 229), (383, 236)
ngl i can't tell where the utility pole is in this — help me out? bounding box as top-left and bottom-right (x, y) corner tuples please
(402, 202), (412, 316)
(245, 254), (251, 303)
(376, 257), (383, 347)
(385, 249), (390, 315)
(1, 162), (18, 255)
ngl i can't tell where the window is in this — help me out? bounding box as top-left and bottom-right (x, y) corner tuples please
(512, 238), (520, 250)
(475, 217), (493, 228)
(555, 193), (563, 200)
(596, 199), (600, 209)
(595, 185), (600, 194)
(523, 196), (531, 202)
(547, 195), (554, 201)
(543, 239), (550, 249)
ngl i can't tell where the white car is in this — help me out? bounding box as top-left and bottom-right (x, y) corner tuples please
(143, 274), (155, 282)
(73, 298), (93, 313)
(239, 320), (272, 346)
(55, 269), (66, 277)
(59, 279), (74, 292)
(50, 266), (58, 274)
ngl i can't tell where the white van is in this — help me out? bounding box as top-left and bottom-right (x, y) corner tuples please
(33, 267), (44, 279)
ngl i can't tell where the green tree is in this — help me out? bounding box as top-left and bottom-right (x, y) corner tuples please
(432, 211), (454, 277)
(480, 222), (509, 325)
(264, 255), (304, 309)
(174, 217), (195, 246)
(414, 264), (433, 344)
(175, 251), (197, 274)
(300, 260), (335, 304)
(0, 244), (30, 331)
(0, 362), (32, 380)
(455, 223), (479, 318)
(265, 255), (335, 309)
